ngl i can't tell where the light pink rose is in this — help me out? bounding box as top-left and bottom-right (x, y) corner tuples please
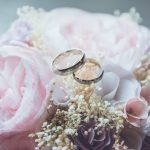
(0, 45), (53, 150)
(122, 97), (150, 150)
(1, 7), (150, 71)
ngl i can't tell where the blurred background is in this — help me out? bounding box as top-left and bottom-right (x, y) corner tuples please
(0, 0), (149, 35)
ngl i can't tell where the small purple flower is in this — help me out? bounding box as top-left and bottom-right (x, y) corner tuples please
(0, 19), (32, 45)
(69, 121), (115, 150)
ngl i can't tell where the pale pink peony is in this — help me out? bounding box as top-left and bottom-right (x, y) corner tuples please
(1, 7), (150, 71)
(0, 45), (53, 150)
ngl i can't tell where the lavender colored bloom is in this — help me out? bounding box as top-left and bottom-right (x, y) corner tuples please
(69, 121), (115, 150)
(0, 19), (32, 45)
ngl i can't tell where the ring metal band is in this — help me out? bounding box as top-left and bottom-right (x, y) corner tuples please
(52, 49), (85, 75)
(73, 58), (104, 84)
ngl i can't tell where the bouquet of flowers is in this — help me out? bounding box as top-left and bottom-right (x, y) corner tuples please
(0, 6), (150, 150)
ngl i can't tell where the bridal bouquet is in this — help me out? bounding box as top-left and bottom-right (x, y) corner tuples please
(0, 6), (150, 150)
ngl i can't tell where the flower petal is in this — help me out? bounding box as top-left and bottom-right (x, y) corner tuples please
(141, 84), (150, 104)
(115, 79), (141, 101)
(97, 72), (120, 101)
(0, 132), (35, 150)
(124, 98), (149, 127)
(49, 77), (72, 106)
(121, 129), (143, 150)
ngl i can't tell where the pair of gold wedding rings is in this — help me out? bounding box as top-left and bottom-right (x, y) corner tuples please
(52, 49), (104, 84)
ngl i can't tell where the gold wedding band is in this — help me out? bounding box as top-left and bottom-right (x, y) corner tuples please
(52, 50), (104, 84)
(73, 58), (104, 84)
(52, 49), (85, 75)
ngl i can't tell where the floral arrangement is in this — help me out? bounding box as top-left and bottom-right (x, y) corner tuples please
(0, 6), (150, 150)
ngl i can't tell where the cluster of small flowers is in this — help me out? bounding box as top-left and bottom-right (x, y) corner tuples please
(63, 76), (95, 99)
(30, 109), (75, 150)
(113, 138), (128, 150)
(114, 7), (142, 23)
(17, 6), (48, 50)
(63, 76), (125, 134)
(134, 52), (150, 85)
(87, 95), (125, 134)
(31, 78), (125, 150)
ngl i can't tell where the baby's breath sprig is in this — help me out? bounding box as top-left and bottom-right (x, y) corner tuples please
(134, 52), (150, 86)
(31, 76), (126, 150)
(31, 108), (75, 150)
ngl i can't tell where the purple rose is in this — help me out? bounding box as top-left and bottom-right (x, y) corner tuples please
(69, 121), (115, 150)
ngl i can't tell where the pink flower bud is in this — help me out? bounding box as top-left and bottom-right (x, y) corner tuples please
(124, 98), (149, 127)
